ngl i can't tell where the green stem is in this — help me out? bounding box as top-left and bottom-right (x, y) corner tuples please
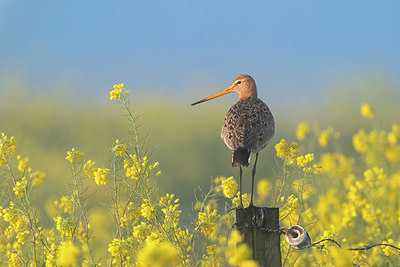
(121, 96), (141, 157)
(275, 159), (287, 207)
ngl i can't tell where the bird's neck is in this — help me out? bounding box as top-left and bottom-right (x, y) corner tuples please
(238, 91), (258, 101)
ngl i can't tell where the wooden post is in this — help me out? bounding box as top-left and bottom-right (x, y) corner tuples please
(234, 207), (281, 267)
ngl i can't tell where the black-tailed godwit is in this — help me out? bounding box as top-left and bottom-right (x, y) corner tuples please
(192, 74), (275, 208)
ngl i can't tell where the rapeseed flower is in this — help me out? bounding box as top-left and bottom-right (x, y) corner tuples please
(30, 170), (46, 186)
(66, 148), (85, 164)
(196, 206), (220, 237)
(17, 156), (31, 173)
(54, 196), (74, 214)
(108, 238), (124, 257)
(363, 167), (386, 187)
(232, 192), (250, 208)
(296, 121), (310, 140)
(361, 103), (374, 119)
(110, 83), (130, 100)
(57, 242), (80, 266)
(136, 240), (178, 267)
(13, 177), (28, 198)
(318, 128), (334, 147)
(133, 222), (151, 240)
(226, 231), (259, 267)
(83, 160), (96, 177)
(296, 153), (314, 172)
(387, 125), (400, 145)
(275, 139), (298, 165)
(385, 146), (400, 162)
(221, 176), (238, 199)
(353, 129), (369, 153)
(112, 139), (128, 157)
(382, 239), (397, 256)
(141, 199), (157, 220)
(0, 133), (16, 166)
(257, 179), (271, 200)
(93, 168), (110, 185)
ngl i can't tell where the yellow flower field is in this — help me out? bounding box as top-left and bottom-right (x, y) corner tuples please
(0, 82), (399, 266)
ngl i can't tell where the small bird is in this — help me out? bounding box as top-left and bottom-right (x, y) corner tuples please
(192, 74), (275, 208)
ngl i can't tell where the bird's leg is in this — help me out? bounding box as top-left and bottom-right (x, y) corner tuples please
(238, 166), (244, 209)
(249, 153), (259, 208)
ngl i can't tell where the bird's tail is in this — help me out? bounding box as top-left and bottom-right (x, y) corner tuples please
(232, 148), (251, 167)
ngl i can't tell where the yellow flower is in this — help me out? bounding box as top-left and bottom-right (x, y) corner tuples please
(275, 139), (288, 158)
(141, 199), (157, 220)
(382, 239), (397, 256)
(353, 129), (369, 153)
(17, 156), (31, 173)
(257, 179), (271, 199)
(110, 83), (130, 100)
(137, 240), (178, 267)
(196, 206), (220, 237)
(388, 125), (400, 145)
(226, 243), (255, 267)
(83, 160), (96, 177)
(54, 216), (76, 237)
(275, 139), (298, 165)
(296, 121), (310, 140)
(66, 148), (85, 164)
(112, 139), (128, 157)
(361, 103), (374, 119)
(0, 133), (17, 166)
(363, 167), (386, 187)
(385, 146), (400, 162)
(318, 127), (334, 148)
(30, 170), (46, 186)
(108, 238), (123, 257)
(13, 177), (28, 198)
(57, 242), (80, 266)
(232, 192), (250, 208)
(228, 230), (243, 246)
(296, 153), (314, 172)
(221, 176), (238, 199)
(329, 247), (353, 266)
(93, 168), (110, 186)
(54, 196), (74, 214)
(133, 222), (151, 240)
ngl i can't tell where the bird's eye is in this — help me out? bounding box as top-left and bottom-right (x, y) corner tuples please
(236, 81), (242, 85)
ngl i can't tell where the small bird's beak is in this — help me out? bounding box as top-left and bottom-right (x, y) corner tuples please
(191, 86), (233, 106)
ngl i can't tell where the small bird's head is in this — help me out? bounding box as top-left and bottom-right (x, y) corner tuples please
(191, 74), (257, 106)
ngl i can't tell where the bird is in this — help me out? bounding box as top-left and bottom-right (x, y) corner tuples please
(191, 74), (275, 208)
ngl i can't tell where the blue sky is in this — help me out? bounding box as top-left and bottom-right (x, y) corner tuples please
(1, 0), (399, 102)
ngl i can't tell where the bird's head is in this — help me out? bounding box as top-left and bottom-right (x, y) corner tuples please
(191, 74), (257, 106)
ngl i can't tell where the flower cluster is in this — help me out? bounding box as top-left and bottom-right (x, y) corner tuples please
(361, 103), (374, 119)
(196, 206), (220, 237)
(221, 176), (238, 198)
(110, 83), (130, 100)
(296, 121), (310, 140)
(112, 139), (128, 157)
(124, 154), (161, 180)
(275, 139), (298, 165)
(66, 148), (85, 164)
(93, 167), (110, 185)
(0, 133), (16, 166)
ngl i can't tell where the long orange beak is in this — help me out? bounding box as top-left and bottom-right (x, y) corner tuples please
(191, 86), (233, 106)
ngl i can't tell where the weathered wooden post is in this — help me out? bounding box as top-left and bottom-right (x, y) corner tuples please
(234, 206), (281, 266)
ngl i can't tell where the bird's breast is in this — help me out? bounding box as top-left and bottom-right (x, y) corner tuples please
(221, 97), (275, 152)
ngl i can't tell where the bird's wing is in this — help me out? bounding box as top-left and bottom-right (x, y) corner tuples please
(221, 98), (274, 152)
